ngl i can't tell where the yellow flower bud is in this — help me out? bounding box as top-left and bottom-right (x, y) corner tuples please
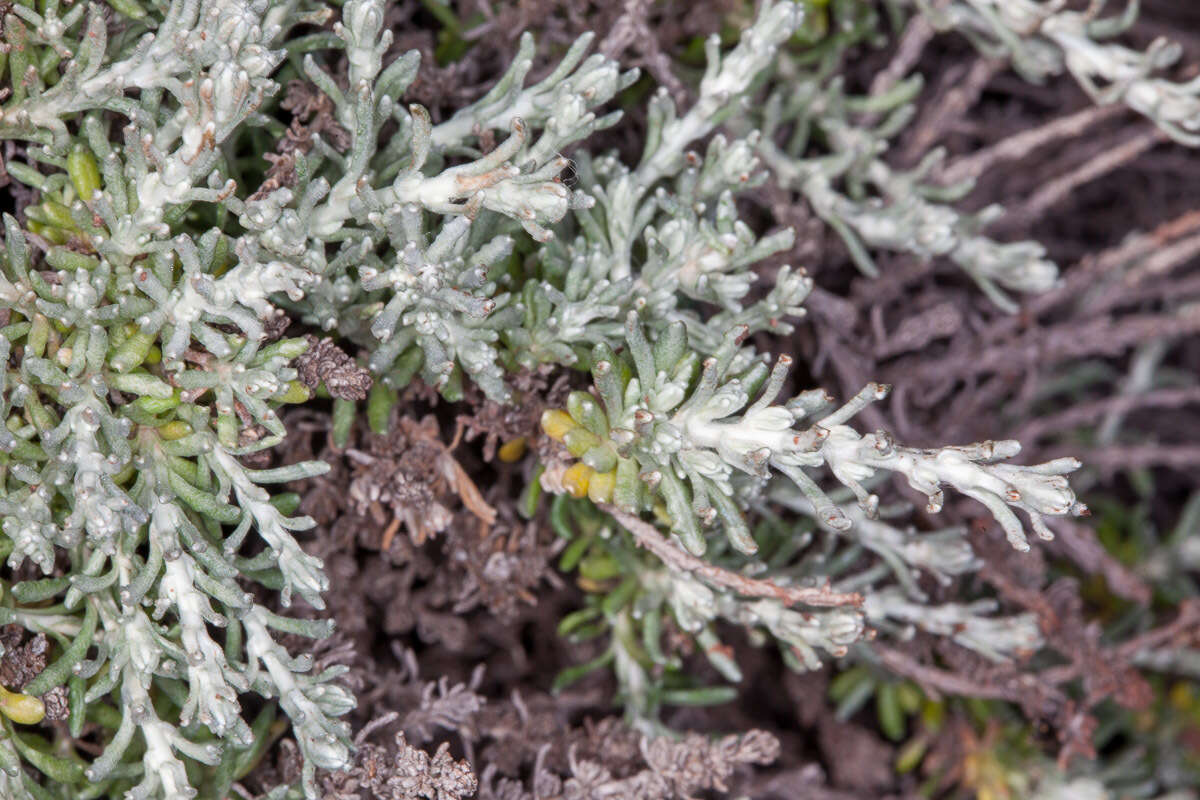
(562, 463), (594, 498)
(0, 686), (45, 725)
(1169, 681), (1195, 710)
(540, 409), (577, 442)
(497, 437), (527, 463)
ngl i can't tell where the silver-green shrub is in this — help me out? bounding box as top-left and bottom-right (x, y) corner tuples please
(1, 0), (1196, 797)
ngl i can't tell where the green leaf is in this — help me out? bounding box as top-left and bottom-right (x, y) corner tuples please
(658, 686), (737, 707)
(557, 606), (602, 637)
(67, 143), (102, 200)
(109, 372), (174, 398)
(832, 675), (875, 722)
(829, 665), (870, 702)
(552, 649), (614, 693)
(895, 735), (928, 774)
(68, 675), (86, 739)
(652, 321), (687, 373)
(876, 682), (906, 742)
(11, 577), (70, 603)
(366, 382), (396, 435)
(110, 330), (156, 373)
(601, 576), (639, 616)
(206, 704), (278, 799)
(25, 603), (96, 695)
(520, 465), (544, 519)
(5, 722), (87, 783)
(550, 493), (575, 540)
(558, 534), (594, 573)
(578, 551), (621, 583)
(269, 492), (302, 516)
(168, 468), (241, 524)
(331, 398), (356, 448)
(567, 391), (608, 438)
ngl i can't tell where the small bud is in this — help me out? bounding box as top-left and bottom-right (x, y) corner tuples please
(497, 437), (528, 463)
(541, 409), (577, 442)
(0, 686), (45, 725)
(562, 463), (594, 499)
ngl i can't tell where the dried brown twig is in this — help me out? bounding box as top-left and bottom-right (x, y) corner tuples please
(602, 506), (863, 609)
(899, 57), (1003, 164)
(876, 599), (1200, 712)
(939, 104), (1128, 185)
(1003, 126), (1167, 229)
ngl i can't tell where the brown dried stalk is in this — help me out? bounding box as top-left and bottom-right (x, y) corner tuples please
(1044, 518), (1151, 605)
(940, 103), (1128, 185)
(899, 57), (1003, 164)
(868, 0), (945, 100)
(878, 600), (1200, 704)
(874, 644), (1020, 704)
(599, 0), (686, 101)
(1015, 386), (1200, 444)
(1004, 127), (1166, 228)
(1040, 598), (1200, 685)
(602, 506), (862, 609)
